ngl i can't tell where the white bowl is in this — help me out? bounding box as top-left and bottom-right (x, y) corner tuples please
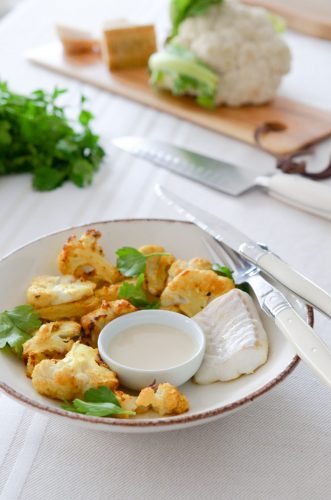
(98, 310), (205, 390)
(0, 219), (312, 433)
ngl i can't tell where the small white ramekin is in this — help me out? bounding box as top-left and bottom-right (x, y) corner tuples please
(98, 310), (205, 390)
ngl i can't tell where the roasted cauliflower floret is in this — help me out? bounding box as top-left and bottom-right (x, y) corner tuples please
(58, 229), (122, 284)
(31, 342), (118, 401)
(115, 390), (137, 418)
(36, 295), (101, 321)
(168, 258), (212, 282)
(27, 275), (96, 308)
(160, 269), (234, 317)
(94, 279), (137, 302)
(136, 383), (189, 416)
(81, 299), (137, 346)
(95, 284), (122, 302)
(23, 321), (81, 377)
(139, 245), (175, 296)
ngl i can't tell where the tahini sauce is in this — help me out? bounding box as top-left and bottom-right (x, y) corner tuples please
(109, 323), (197, 370)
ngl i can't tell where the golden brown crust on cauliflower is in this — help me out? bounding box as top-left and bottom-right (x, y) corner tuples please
(138, 245), (175, 296)
(23, 321), (81, 377)
(160, 269), (234, 317)
(136, 383), (189, 416)
(95, 284), (122, 302)
(81, 299), (137, 347)
(94, 278), (137, 302)
(167, 258), (212, 282)
(58, 229), (122, 285)
(27, 275), (96, 308)
(114, 390), (137, 418)
(36, 295), (101, 321)
(31, 342), (118, 401)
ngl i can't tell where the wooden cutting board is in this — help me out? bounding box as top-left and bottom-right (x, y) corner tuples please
(243, 0), (331, 40)
(27, 42), (331, 155)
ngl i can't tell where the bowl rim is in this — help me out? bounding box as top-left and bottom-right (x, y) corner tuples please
(0, 218), (313, 429)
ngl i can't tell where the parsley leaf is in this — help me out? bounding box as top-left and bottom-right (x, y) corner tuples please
(84, 386), (120, 405)
(116, 247), (147, 276)
(62, 400), (134, 417)
(61, 386), (135, 417)
(237, 282), (250, 294)
(0, 82), (105, 190)
(118, 274), (160, 309)
(212, 264), (250, 294)
(212, 264), (234, 280)
(0, 305), (41, 356)
(116, 247), (170, 277)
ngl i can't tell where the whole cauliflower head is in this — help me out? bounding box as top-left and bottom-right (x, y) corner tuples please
(31, 342), (118, 401)
(175, 0), (291, 105)
(23, 320), (81, 377)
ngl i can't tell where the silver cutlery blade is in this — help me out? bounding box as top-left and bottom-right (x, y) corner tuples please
(155, 184), (256, 252)
(203, 238), (273, 314)
(156, 185), (331, 321)
(112, 136), (262, 196)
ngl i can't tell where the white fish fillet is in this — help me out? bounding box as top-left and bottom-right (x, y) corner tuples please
(193, 289), (268, 384)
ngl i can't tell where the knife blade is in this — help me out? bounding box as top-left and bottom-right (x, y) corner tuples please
(113, 136), (331, 220)
(156, 184), (331, 320)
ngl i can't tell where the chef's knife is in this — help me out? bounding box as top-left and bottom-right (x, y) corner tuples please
(112, 136), (331, 220)
(156, 184), (331, 320)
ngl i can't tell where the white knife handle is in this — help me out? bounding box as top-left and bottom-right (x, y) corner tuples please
(258, 252), (331, 318)
(258, 174), (331, 220)
(275, 308), (331, 388)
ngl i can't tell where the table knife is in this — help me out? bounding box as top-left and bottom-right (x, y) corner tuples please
(156, 184), (331, 320)
(112, 136), (331, 220)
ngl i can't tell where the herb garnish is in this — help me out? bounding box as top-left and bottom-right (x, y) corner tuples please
(118, 274), (160, 309)
(62, 387), (135, 417)
(0, 305), (41, 356)
(116, 247), (170, 277)
(212, 263), (234, 280)
(212, 264), (250, 294)
(0, 83), (105, 190)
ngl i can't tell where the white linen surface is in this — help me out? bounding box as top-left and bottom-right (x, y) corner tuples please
(0, 1), (331, 498)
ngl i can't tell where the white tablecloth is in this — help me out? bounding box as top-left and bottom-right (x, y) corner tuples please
(0, 1), (331, 498)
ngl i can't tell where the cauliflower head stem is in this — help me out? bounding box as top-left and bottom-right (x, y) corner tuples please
(149, 44), (219, 108)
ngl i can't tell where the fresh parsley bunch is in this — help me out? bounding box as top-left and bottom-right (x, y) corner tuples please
(0, 82), (105, 190)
